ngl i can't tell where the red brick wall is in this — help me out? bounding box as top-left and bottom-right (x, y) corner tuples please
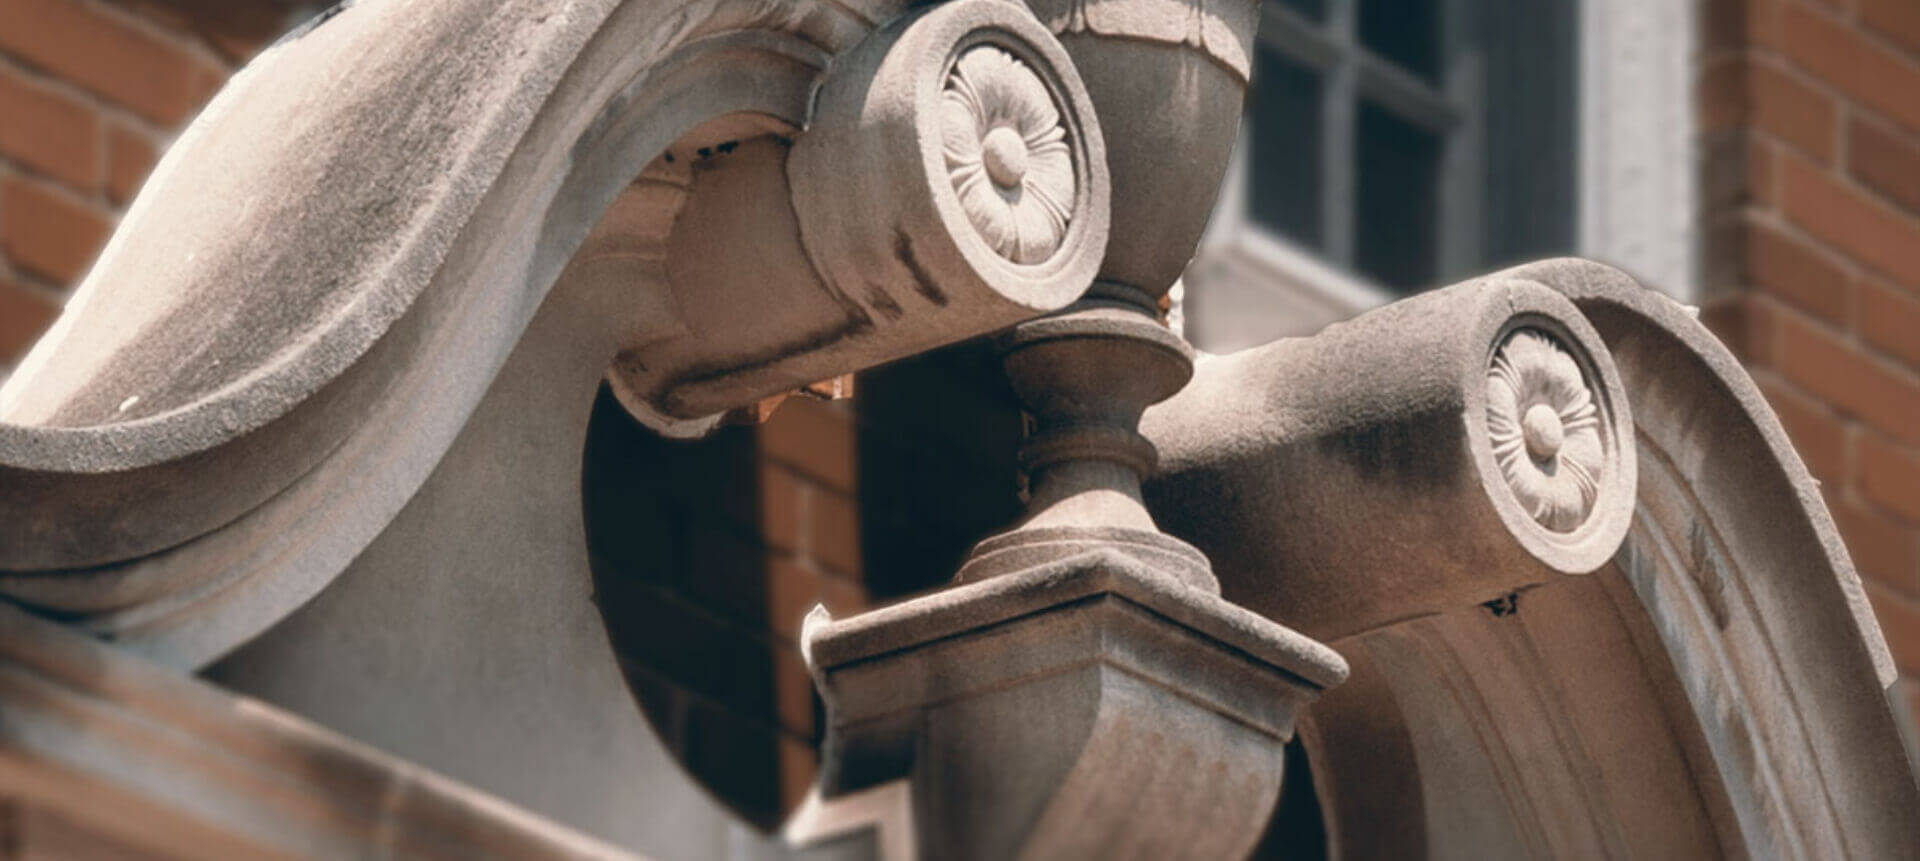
(1699, 0), (1920, 732)
(579, 391), (871, 826)
(757, 397), (868, 810)
(0, 0), (292, 370)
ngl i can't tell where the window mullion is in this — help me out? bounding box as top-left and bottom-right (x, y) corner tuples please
(1354, 51), (1459, 133)
(1256, 3), (1342, 70)
(1436, 0), (1485, 281)
(1321, 0), (1358, 267)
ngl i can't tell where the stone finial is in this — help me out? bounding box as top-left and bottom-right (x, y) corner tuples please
(956, 284), (1216, 592)
(794, 1), (1353, 856)
(1023, 0), (1257, 297)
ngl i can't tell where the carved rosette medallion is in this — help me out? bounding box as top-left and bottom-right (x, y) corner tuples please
(940, 46), (1075, 265)
(1486, 328), (1607, 532)
(787, 0), (1108, 318)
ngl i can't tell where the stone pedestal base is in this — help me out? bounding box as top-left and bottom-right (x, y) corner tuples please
(803, 551), (1346, 860)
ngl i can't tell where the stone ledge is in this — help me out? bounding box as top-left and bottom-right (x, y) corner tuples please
(0, 602), (635, 860)
(804, 548), (1347, 691)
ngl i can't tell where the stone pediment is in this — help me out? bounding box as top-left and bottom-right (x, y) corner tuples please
(0, 0), (1912, 857)
(0, 0), (1113, 666)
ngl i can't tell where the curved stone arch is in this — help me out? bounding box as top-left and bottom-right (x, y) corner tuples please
(0, 2), (1125, 851)
(0, 3), (841, 663)
(0, 1), (860, 558)
(1512, 257), (1914, 856)
(1145, 258), (1917, 858)
(0, 0), (845, 580)
(0, 0), (1110, 671)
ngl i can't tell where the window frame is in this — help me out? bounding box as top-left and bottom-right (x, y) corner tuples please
(1189, 0), (1698, 345)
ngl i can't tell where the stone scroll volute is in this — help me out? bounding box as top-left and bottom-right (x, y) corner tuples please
(606, 0), (1112, 421)
(786, 0), (1111, 326)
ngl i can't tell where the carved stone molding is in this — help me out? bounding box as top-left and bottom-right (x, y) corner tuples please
(785, 0), (1109, 329)
(1146, 277), (1639, 643)
(794, 3), (1349, 858)
(1200, 259), (1919, 858)
(804, 551), (1347, 859)
(615, 0), (1115, 420)
(1024, 0), (1259, 83)
(0, 0), (1106, 667)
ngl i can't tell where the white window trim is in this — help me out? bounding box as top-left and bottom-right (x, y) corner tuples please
(1199, 127), (1394, 323)
(1188, 0), (1699, 340)
(1578, 0), (1698, 303)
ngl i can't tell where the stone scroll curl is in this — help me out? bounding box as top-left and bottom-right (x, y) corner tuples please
(788, 0), (1110, 317)
(0, 0), (1101, 667)
(1146, 278), (1638, 642)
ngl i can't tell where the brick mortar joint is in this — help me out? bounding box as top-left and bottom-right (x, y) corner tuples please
(74, 0), (240, 78)
(1845, 5), (1920, 67)
(1772, 296), (1891, 366)
(0, 156), (102, 207)
(3, 169), (117, 218)
(1745, 209), (1871, 283)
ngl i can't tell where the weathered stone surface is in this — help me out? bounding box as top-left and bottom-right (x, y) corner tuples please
(0, 0), (1102, 670)
(196, 233), (785, 858)
(1026, 0), (1256, 297)
(1146, 257), (1917, 858)
(1145, 275), (1638, 642)
(1521, 257), (1917, 857)
(0, 602), (636, 860)
(956, 289), (1215, 591)
(805, 550), (1346, 860)
(615, 0), (1112, 419)
(0, 0), (1910, 855)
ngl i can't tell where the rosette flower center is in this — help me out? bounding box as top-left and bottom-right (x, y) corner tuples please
(1487, 329), (1606, 533)
(1522, 403), (1564, 461)
(982, 126), (1029, 188)
(941, 46), (1075, 265)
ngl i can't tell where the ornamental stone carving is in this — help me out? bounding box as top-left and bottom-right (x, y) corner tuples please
(1487, 328), (1606, 532)
(1146, 277), (1640, 646)
(940, 46), (1075, 265)
(614, 0), (1110, 420)
(789, 0), (1109, 320)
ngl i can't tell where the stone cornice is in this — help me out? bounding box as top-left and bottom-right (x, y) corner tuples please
(0, 602), (635, 859)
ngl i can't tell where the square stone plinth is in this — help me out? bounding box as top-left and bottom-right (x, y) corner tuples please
(803, 549), (1346, 860)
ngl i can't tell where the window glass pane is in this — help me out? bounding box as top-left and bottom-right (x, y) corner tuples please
(1354, 101), (1438, 292)
(1359, 0), (1441, 83)
(1483, 0), (1576, 268)
(1248, 45), (1323, 248)
(1275, 0), (1327, 23)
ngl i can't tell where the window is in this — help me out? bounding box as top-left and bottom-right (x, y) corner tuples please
(1190, 0), (1582, 348)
